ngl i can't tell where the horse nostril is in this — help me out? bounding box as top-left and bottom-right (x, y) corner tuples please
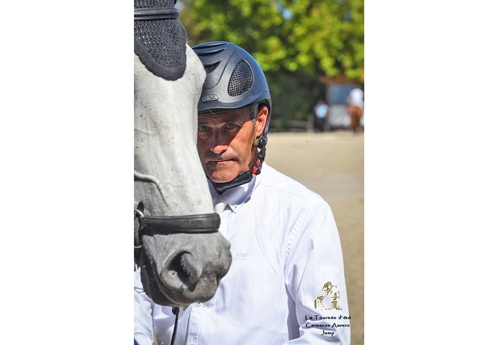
(166, 252), (202, 288)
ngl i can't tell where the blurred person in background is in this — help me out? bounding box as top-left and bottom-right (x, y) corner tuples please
(314, 99), (330, 133)
(347, 88), (364, 133)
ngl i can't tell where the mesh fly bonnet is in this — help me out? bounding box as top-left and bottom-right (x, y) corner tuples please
(134, 0), (187, 81)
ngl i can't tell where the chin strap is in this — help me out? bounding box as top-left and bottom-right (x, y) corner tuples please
(212, 151), (264, 194)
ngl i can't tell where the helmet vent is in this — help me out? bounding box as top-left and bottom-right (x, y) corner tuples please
(204, 60), (220, 74)
(228, 61), (253, 97)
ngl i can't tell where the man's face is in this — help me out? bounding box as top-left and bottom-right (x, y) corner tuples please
(197, 106), (267, 183)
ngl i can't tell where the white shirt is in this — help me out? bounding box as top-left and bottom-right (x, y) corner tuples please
(135, 162), (350, 344)
(347, 88), (364, 108)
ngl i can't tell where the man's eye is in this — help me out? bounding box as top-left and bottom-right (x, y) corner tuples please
(198, 125), (209, 132)
(225, 123), (238, 129)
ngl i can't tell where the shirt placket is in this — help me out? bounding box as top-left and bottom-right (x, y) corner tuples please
(185, 303), (207, 345)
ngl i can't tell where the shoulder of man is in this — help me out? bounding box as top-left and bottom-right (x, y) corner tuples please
(259, 163), (325, 205)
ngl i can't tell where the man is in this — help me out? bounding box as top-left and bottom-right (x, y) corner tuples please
(135, 41), (350, 345)
(347, 88), (364, 133)
(314, 99), (330, 133)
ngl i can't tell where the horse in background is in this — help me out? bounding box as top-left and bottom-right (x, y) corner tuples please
(134, 0), (231, 308)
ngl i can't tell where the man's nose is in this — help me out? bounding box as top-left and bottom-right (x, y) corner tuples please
(210, 131), (229, 154)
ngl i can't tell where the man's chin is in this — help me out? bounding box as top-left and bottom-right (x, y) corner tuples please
(205, 163), (241, 183)
(207, 169), (241, 184)
(209, 175), (236, 184)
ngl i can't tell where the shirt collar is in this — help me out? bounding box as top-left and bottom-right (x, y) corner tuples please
(208, 163), (266, 213)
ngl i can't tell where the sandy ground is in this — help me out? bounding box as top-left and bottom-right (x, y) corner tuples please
(266, 130), (364, 345)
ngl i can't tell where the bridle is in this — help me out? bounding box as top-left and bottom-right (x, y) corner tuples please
(133, 203), (220, 262)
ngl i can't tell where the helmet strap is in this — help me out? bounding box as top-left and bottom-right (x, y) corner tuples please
(211, 150), (264, 194)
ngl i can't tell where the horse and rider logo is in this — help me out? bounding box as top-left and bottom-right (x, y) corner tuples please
(314, 281), (342, 311)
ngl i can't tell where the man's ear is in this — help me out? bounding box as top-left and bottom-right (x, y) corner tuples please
(255, 106), (269, 138)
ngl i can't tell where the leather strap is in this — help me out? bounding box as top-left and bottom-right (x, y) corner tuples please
(134, 7), (180, 21)
(134, 210), (220, 263)
(140, 213), (221, 234)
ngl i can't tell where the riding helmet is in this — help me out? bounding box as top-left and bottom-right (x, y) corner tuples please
(192, 41), (272, 149)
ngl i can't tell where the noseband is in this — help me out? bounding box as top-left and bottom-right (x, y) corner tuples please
(134, 206), (221, 262)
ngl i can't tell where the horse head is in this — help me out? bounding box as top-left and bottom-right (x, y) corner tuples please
(134, 0), (232, 307)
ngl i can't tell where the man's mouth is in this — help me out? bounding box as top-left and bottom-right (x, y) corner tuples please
(209, 160), (230, 167)
(208, 157), (236, 164)
(207, 159), (226, 166)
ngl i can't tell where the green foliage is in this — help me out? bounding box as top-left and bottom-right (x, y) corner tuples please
(180, 0), (363, 129)
(182, 0), (363, 80)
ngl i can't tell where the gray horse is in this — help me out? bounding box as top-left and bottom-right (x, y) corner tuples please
(134, 0), (232, 308)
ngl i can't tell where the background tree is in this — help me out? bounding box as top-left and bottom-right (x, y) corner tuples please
(180, 0), (364, 130)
